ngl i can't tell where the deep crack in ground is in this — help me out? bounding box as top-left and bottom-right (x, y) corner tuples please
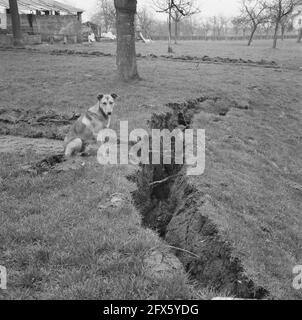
(129, 95), (269, 299)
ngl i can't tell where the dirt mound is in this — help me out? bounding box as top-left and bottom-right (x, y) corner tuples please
(0, 135), (86, 174)
(140, 53), (279, 68)
(49, 49), (113, 57)
(0, 135), (63, 155)
(0, 47), (281, 69)
(0, 108), (79, 140)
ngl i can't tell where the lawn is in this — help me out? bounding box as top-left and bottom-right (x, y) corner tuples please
(37, 38), (302, 67)
(0, 39), (301, 299)
(0, 151), (202, 300)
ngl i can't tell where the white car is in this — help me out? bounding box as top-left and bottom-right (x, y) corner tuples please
(101, 32), (116, 40)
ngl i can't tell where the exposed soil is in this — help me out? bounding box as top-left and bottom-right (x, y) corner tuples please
(0, 108), (79, 140)
(0, 46), (283, 69)
(47, 49), (281, 69)
(130, 96), (269, 299)
(46, 47), (280, 68)
(0, 135), (63, 155)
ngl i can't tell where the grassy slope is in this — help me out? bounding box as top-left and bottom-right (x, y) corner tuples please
(190, 67), (302, 299)
(0, 152), (199, 300)
(0, 39), (301, 299)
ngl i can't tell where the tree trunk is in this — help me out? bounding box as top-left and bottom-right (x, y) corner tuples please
(168, 4), (173, 53)
(114, 0), (139, 81)
(9, 0), (23, 46)
(174, 20), (178, 44)
(297, 28), (302, 43)
(281, 24), (285, 40)
(273, 21), (280, 49)
(248, 25), (257, 46)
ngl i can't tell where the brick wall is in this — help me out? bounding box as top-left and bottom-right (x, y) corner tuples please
(5, 14), (81, 41)
(0, 33), (12, 45)
(0, 34), (41, 46)
(6, 14), (39, 34)
(36, 15), (81, 37)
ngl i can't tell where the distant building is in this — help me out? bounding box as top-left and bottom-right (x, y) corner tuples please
(0, 0), (84, 43)
(292, 2), (302, 30)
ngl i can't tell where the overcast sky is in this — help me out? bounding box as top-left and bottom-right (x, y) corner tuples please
(65, 0), (241, 21)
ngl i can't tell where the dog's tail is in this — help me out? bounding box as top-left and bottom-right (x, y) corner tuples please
(64, 138), (83, 157)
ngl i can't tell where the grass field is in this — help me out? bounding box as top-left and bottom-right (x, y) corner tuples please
(39, 39), (302, 67)
(0, 39), (301, 299)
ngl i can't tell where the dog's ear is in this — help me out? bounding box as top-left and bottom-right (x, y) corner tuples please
(111, 93), (119, 100)
(97, 94), (104, 101)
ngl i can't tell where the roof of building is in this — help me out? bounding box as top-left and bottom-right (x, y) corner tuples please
(82, 21), (101, 28)
(0, 0), (83, 14)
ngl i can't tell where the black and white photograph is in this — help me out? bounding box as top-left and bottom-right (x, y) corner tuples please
(0, 0), (301, 307)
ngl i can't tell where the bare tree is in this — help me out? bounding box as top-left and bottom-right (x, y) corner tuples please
(170, 0), (199, 43)
(210, 16), (219, 39)
(200, 18), (212, 38)
(240, 0), (269, 45)
(266, 0), (298, 48)
(210, 16), (228, 39)
(154, 0), (199, 52)
(171, 10), (182, 43)
(158, 0), (172, 52)
(218, 16), (229, 37)
(9, 0), (23, 46)
(92, 0), (116, 33)
(298, 28), (302, 42)
(232, 16), (250, 37)
(154, 0), (175, 52)
(114, 0), (139, 81)
(280, 15), (290, 39)
(260, 20), (274, 38)
(137, 7), (154, 38)
(231, 18), (241, 35)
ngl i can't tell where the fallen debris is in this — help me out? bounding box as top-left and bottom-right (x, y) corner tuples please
(143, 249), (184, 280)
(21, 154), (86, 175)
(98, 193), (129, 210)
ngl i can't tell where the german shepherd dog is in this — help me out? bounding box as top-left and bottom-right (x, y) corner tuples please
(64, 93), (118, 157)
